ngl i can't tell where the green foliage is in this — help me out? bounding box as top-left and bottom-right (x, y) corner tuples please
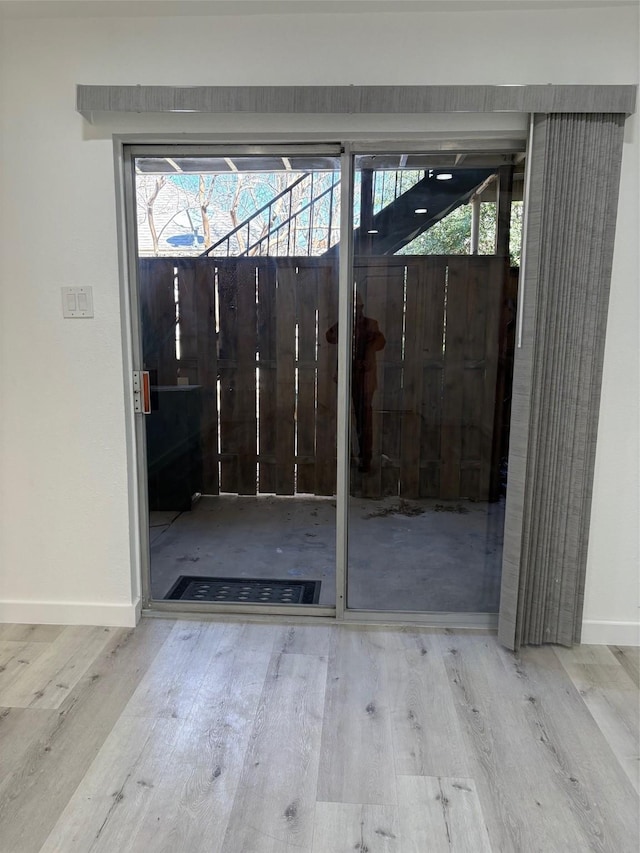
(508, 202), (523, 267)
(397, 201), (523, 266)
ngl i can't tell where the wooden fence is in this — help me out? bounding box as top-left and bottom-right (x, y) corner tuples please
(139, 254), (513, 501)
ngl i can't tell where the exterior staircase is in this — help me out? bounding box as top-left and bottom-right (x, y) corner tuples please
(201, 167), (495, 258)
(334, 168), (496, 256)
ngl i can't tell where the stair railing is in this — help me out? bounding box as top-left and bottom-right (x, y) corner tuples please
(200, 171), (340, 258)
(200, 173), (310, 257)
(200, 168), (425, 259)
(244, 173), (340, 257)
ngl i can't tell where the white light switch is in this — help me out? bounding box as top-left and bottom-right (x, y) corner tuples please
(62, 286), (94, 318)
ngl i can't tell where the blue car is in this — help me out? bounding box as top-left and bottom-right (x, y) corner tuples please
(166, 233), (205, 247)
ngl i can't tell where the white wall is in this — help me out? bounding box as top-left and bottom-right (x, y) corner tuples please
(0, 1), (638, 639)
(581, 105), (640, 645)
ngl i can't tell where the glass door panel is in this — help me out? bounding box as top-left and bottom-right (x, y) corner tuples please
(346, 152), (522, 613)
(134, 149), (340, 609)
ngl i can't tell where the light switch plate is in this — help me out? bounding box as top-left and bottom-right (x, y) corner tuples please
(62, 286), (94, 318)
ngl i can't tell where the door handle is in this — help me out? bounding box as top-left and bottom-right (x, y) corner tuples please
(133, 370), (151, 414)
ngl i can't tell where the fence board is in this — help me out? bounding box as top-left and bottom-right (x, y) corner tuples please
(418, 258), (447, 498)
(194, 261), (219, 494)
(400, 261), (428, 498)
(175, 260), (197, 382)
(275, 263), (297, 495)
(217, 264), (239, 492)
(352, 263), (380, 498)
(353, 267), (377, 498)
(491, 265), (519, 500)
(138, 259), (177, 385)
(440, 257), (468, 499)
(316, 261), (338, 496)
(174, 261), (218, 495)
(479, 257), (504, 500)
(257, 261), (277, 493)
(296, 262), (319, 494)
(236, 262), (258, 494)
(378, 261), (405, 498)
(460, 256), (486, 498)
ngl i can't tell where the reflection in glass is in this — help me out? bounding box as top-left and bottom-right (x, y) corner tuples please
(326, 292), (386, 473)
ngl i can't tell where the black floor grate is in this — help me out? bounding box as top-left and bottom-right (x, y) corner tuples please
(165, 576), (321, 604)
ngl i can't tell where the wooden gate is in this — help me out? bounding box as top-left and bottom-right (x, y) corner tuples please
(139, 254), (511, 502)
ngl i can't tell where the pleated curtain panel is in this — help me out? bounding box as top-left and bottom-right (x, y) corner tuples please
(499, 113), (627, 648)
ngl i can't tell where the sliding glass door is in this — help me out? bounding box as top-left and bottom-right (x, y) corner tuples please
(127, 141), (523, 617)
(345, 151), (522, 614)
(131, 147), (341, 612)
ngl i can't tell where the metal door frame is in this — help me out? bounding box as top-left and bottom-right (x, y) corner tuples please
(117, 134), (526, 627)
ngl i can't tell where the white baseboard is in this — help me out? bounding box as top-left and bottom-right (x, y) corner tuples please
(580, 620), (640, 646)
(0, 602), (635, 642)
(0, 597), (142, 628)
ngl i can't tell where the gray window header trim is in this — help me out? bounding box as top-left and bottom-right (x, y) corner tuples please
(77, 84), (637, 120)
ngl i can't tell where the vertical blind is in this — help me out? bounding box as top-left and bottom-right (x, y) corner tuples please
(499, 113), (627, 648)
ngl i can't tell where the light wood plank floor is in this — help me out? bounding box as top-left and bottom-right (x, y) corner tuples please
(0, 619), (637, 853)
